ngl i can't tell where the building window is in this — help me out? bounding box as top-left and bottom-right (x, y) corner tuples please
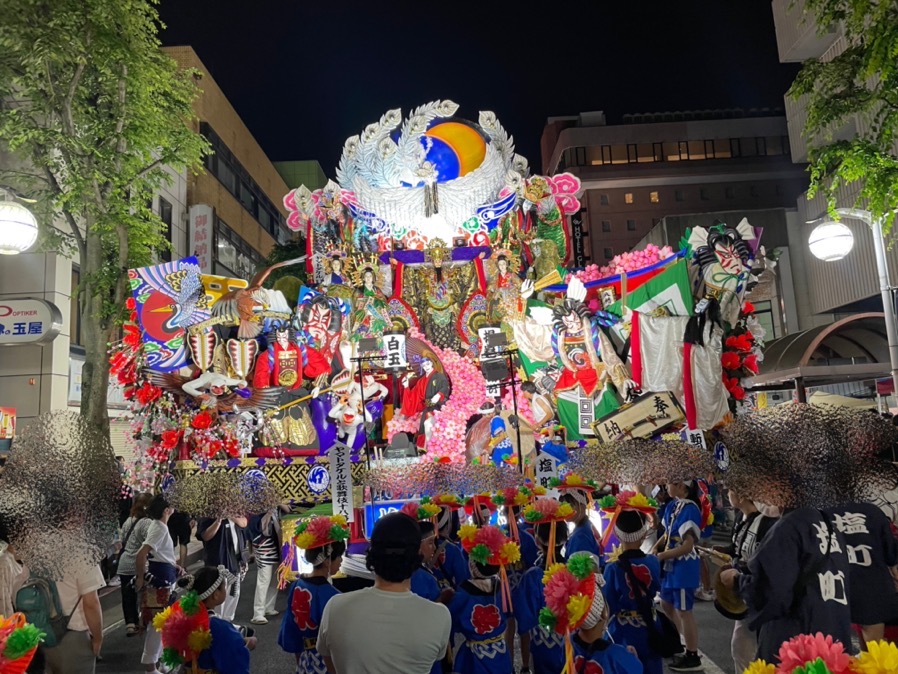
(624, 193), (634, 204)
(601, 145), (612, 164)
(158, 197), (173, 262)
(730, 138), (741, 157)
(700, 188), (710, 201)
(704, 139), (715, 158)
(574, 147), (586, 166)
(688, 140), (705, 160)
(756, 137), (767, 156)
(627, 144), (638, 163)
(775, 183), (783, 196)
(652, 142), (663, 162)
(675, 189), (685, 202)
(750, 185), (759, 197)
(663, 142), (680, 161)
(601, 220), (611, 232)
(600, 194), (609, 206)
(637, 143), (655, 163)
(725, 186), (736, 199)
(604, 247), (614, 259)
(678, 141), (689, 160)
(627, 219), (636, 231)
(650, 191), (659, 203)
(765, 136), (784, 156)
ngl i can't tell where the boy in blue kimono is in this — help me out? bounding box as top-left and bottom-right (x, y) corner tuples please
(513, 522), (569, 674)
(603, 509), (664, 674)
(432, 505), (469, 590)
(561, 487), (604, 563)
(279, 520), (347, 674)
(411, 521), (442, 602)
(448, 558), (512, 674)
(654, 481), (703, 672)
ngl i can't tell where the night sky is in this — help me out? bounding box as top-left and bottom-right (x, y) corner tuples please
(158, 0), (799, 177)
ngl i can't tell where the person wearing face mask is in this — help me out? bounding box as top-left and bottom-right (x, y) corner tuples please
(278, 515), (350, 674)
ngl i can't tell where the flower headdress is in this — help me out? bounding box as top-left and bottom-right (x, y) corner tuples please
(400, 497), (442, 522)
(432, 493), (463, 511)
(599, 490), (658, 544)
(550, 473), (600, 505)
(494, 485), (543, 542)
(155, 591), (212, 671)
(522, 497), (575, 567)
(491, 248), (521, 274)
(464, 493), (498, 521)
(458, 523), (521, 612)
(0, 613), (44, 674)
(278, 514), (351, 585)
(540, 552), (606, 672)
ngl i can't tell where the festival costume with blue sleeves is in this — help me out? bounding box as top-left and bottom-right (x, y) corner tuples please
(513, 564), (565, 674)
(411, 565), (441, 601)
(278, 576), (341, 674)
(660, 498), (701, 610)
(567, 520), (603, 562)
(489, 416), (514, 467)
(603, 550), (663, 674)
(506, 528), (539, 596)
(433, 540), (470, 590)
(196, 613), (252, 674)
(572, 635), (645, 674)
(448, 579), (511, 674)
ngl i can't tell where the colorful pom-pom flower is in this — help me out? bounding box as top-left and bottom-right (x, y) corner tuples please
(293, 515), (351, 551)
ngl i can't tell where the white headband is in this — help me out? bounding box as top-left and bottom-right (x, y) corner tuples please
(581, 574), (607, 630)
(614, 519), (651, 543)
(194, 565), (236, 601)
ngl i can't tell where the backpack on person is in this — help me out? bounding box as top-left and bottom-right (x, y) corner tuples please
(14, 574), (76, 648)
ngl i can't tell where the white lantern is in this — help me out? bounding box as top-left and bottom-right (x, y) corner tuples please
(808, 221), (854, 262)
(0, 201), (38, 255)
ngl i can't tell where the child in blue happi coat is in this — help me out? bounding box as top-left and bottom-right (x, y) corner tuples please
(449, 524), (519, 674)
(278, 515), (349, 674)
(541, 551), (643, 674)
(431, 498), (470, 591)
(601, 494), (665, 674)
(555, 474), (604, 563)
(655, 480), (703, 672)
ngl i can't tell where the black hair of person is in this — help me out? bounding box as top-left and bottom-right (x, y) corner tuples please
(178, 566), (221, 596)
(303, 540), (347, 566)
(146, 494), (170, 520)
(683, 480), (702, 504)
(615, 509), (648, 534)
(419, 521), (436, 539)
(365, 512), (422, 583)
(438, 507), (461, 540)
(473, 560), (500, 578)
(521, 381), (537, 394)
(533, 522), (568, 547)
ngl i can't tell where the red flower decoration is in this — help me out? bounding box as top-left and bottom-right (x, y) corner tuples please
(721, 352), (742, 371)
(573, 656), (604, 674)
(291, 587), (316, 630)
(742, 301), (755, 315)
(123, 323), (141, 348)
(191, 411), (213, 430)
(471, 604), (501, 635)
(136, 383), (162, 406)
(125, 297), (137, 310)
(161, 430), (181, 449)
(742, 354), (759, 374)
(223, 439), (240, 458)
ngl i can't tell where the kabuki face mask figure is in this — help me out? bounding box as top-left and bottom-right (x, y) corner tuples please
(331, 258), (343, 275)
(497, 257), (508, 275)
(421, 358), (434, 376)
(562, 309), (583, 335)
(363, 269), (375, 290)
(276, 327), (291, 349)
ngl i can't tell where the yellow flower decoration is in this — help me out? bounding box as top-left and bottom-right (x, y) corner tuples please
(187, 628), (213, 654)
(295, 531), (316, 549)
(629, 493), (651, 508)
(567, 593), (591, 628)
(331, 514), (348, 528)
(152, 606), (173, 632)
(501, 542), (521, 565)
(743, 660), (775, 674)
(458, 523), (478, 544)
(556, 502), (574, 518)
(513, 492), (531, 507)
(707, 513), (715, 526)
(533, 486), (547, 496)
(854, 640), (898, 674)
(566, 474), (584, 486)
(420, 503), (441, 518)
(543, 562), (568, 585)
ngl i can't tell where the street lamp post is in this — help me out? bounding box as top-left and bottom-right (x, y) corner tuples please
(0, 195), (38, 255)
(808, 208), (898, 399)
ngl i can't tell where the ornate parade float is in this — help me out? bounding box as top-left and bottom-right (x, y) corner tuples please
(110, 100), (767, 531)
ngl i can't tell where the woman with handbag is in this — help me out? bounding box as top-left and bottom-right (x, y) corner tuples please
(602, 493), (679, 674)
(116, 492), (153, 637)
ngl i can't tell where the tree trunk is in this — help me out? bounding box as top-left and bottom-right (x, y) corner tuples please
(79, 225), (112, 440)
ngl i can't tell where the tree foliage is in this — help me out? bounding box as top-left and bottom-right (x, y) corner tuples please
(789, 0), (898, 232)
(0, 0), (208, 434)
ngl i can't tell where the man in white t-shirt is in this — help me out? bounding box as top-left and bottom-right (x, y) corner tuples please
(317, 513), (451, 674)
(44, 563), (105, 674)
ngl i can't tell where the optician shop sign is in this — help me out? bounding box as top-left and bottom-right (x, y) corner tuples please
(0, 299), (62, 346)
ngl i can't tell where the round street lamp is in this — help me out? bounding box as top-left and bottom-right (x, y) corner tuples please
(808, 221), (855, 262)
(0, 200), (39, 255)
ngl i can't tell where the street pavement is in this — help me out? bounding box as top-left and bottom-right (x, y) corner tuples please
(97, 561), (739, 674)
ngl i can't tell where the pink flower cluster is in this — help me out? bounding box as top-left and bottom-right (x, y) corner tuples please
(387, 329), (489, 462)
(501, 389), (535, 427)
(569, 244), (674, 284)
(775, 633), (851, 674)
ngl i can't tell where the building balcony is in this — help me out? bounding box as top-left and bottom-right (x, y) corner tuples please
(772, 0), (840, 63)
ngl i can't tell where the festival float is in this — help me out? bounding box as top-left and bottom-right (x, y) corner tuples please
(111, 99), (767, 541)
